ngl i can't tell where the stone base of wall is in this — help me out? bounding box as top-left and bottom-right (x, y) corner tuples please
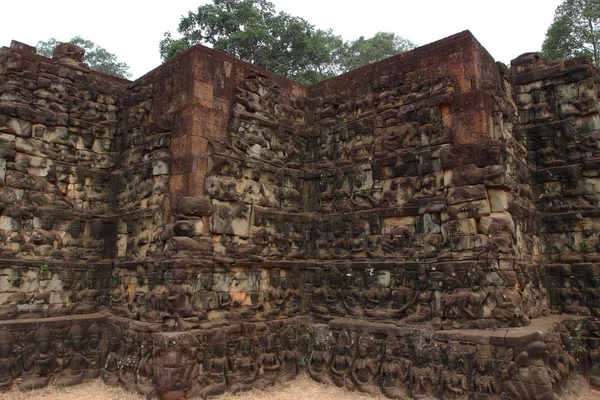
(0, 313), (596, 399)
(308, 316), (587, 400)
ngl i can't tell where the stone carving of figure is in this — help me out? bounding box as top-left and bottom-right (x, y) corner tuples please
(229, 339), (257, 393)
(587, 337), (600, 389)
(119, 333), (139, 392)
(19, 326), (55, 390)
(111, 283), (137, 319)
(410, 364), (440, 399)
(262, 269), (285, 318)
(473, 360), (502, 395)
(55, 325), (86, 387)
(278, 329), (298, 382)
(330, 330), (354, 390)
(197, 332), (228, 398)
(513, 336), (555, 400)
(492, 288), (522, 325)
(0, 330), (18, 390)
(442, 370), (468, 400)
(405, 266), (431, 324)
(153, 346), (195, 399)
(308, 340), (331, 384)
(351, 334), (379, 396)
(102, 326), (122, 387)
(442, 291), (485, 320)
(84, 322), (103, 379)
(143, 284), (168, 322)
(136, 341), (155, 398)
(310, 269), (330, 317)
(282, 274), (301, 316)
(256, 338), (281, 389)
(500, 361), (529, 399)
(342, 271), (365, 318)
(165, 270), (206, 330)
(380, 334), (410, 399)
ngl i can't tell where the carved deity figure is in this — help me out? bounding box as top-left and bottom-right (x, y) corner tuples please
(514, 337), (555, 400)
(308, 340), (331, 384)
(411, 364), (440, 399)
(330, 331), (354, 390)
(310, 270), (330, 317)
(351, 334), (379, 396)
(404, 266), (432, 324)
(153, 347), (194, 398)
(443, 290), (487, 320)
(111, 283), (138, 319)
(19, 326), (55, 390)
(282, 275), (301, 316)
(0, 330), (18, 390)
(229, 339), (257, 393)
(442, 370), (467, 400)
(492, 288), (522, 323)
(119, 333), (139, 392)
(256, 339), (281, 389)
(84, 322), (103, 379)
(380, 334), (410, 399)
(278, 329), (298, 382)
(165, 270), (206, 330)
(197, 333), (228, 398)
(55, 325), (85, 387)
(102, 328), (122, 387)
(588, 338), (600, 388)
(136, 342), (155, 398)
(342, 275), (365, 318)
(262, 269), (285, 318)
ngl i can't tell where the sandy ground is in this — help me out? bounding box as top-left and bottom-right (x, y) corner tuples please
(0, 374), (599, 400)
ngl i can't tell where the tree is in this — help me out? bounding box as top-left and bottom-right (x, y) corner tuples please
(339, 32), (416, 73)
(542, 0), (600, 66)
(160, 0), (415, 83)
(36, 36), (132, 79)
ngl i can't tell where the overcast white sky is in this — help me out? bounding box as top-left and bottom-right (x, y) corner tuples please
(1, 0), (562, 80)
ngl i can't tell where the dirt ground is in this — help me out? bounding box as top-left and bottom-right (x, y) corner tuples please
(0, 374), (599, 400)
(0, 374), (371, 400)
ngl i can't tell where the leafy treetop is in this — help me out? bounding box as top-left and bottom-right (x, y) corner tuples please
(542, 0), (600, 66)
(160, 0), (415, 84)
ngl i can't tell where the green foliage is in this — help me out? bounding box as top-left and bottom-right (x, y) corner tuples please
(39, 264), (49, 272)
(340, 32), (416, 73)
(298, 356), (306, 367)
(36, 36), (131, 79)
(160, 0), (415, 83)
(542, 0), (600, 66)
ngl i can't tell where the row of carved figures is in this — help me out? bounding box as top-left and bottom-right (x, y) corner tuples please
(0, 321), (589, 400)
(307, 331), (577, 400)
(0, 322), (304, 398)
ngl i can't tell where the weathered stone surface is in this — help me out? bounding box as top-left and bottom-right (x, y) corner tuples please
(175, 196), (214, 216)
(0, 30), (598, 399)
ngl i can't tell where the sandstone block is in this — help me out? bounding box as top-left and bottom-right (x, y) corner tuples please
(478, 213), (515, 235)
(488, 188), (509, 212)
(447, 184), (487, 205)
(176, 196), (214, 217)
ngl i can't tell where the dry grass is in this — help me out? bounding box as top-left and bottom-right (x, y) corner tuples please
(0, 374), (599, 400)
(0, 380), (145, 400)
(0, 374), (373, 400)
(214, 374), (374, 400)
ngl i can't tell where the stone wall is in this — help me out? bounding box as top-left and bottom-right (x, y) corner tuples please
(511, 53), (600, 318)
(299, 33), (548, 330)
(0, 30), (599, 399)
(0, 41), (128, 318)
